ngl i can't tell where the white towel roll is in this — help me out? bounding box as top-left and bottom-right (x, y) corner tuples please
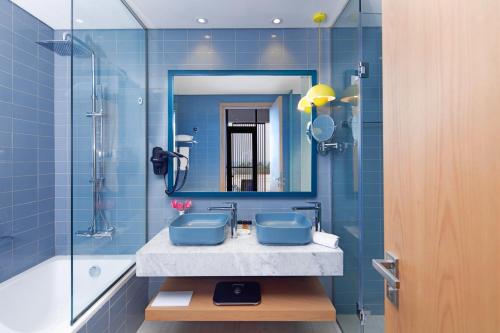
(313, 231), (339, 249)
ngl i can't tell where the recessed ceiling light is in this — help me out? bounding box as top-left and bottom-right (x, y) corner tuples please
(204, 34), (211, 39)
(272, 18), (282, 24)
(75, 18), (84, 24)
(196, 18), (207, 24)
(271, 34), (278, 39)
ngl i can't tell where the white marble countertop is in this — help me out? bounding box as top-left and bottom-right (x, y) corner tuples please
(136, 228), (343, 277)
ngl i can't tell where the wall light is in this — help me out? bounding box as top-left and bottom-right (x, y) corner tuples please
(272, 18), (282, 24)
(196, 18), (207, 24)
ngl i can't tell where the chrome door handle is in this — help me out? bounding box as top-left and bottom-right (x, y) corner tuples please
(372, 251), (400, 306)
(372, 259), (400, 288)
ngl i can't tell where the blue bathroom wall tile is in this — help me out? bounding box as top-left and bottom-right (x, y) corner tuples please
(236, 52), (260, 66)
(149, 40), (163, 53)
(259, 29), (283, 41)
(0, 54), (12, 73)
(13, 61), (37, 82)
(163, 29), (187, 41)
(234, 40), (259, 53)
(0, 1), (55, 283)
(234, 29), (259, 40)
(0, 70), (11, 89)
(0, 85), (12, 103)
(0, 162), (12, 176)
(0, 191), (12, 208)
(207, 29), (232, 40)
(283, 28), (308, 40)
(212, 40), (235, 53)
(13, 74), (37, 96)
(332, 28), (357, 41)
(13, 214), (37, 233)
(13, 90), (36, 109)
(0, 206), (12, 223)
(0, 25), (12, 45)
(116, 29), (143, 41)
(86, 302), (110, 333)
(162, 52), (187, 65)
(74, 274), (147, 333)
(0, 130), (11, 147)
(37, 72), (53, 89)
(148, 52), (165, 65)
(148, 29), (163, 40)
(13, 188), (36, 205)
(187, 29), (213, 41)
(0, 3), (12, 29)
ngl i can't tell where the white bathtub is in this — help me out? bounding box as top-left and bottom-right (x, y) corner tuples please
(0, 255), (135, 333)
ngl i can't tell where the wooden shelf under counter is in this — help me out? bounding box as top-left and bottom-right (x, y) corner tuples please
(145, 277), (336, 322)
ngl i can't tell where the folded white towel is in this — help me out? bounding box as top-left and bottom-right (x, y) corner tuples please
(176, 134), (193, 142)
(313, 231), (339, 249)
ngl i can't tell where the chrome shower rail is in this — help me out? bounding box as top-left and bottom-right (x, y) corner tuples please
(74, 35), (114, 239)
(37, 33), (114, 239)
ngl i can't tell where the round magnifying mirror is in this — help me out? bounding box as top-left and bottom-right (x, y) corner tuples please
(311, 114), (335, 142)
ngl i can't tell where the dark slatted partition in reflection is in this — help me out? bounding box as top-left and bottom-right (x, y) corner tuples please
(226, 127), (257, 191)
(256, 123), (266, 191)
(226, 108), (269, 192)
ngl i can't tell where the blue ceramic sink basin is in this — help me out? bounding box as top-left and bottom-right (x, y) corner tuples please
(255, 212), (312, 245)
(169, 213), (229, 245)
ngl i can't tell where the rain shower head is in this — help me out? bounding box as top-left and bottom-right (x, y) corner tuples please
(37, 33), (92, 57)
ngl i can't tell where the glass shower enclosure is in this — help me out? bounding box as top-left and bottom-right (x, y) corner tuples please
(70, 0), (147, 322)
(331, 0), (384, 332)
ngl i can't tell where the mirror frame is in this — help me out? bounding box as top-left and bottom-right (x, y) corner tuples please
(167, 69), (317, 198)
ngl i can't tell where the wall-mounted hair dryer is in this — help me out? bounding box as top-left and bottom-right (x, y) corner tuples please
(150, 147), (189, 195)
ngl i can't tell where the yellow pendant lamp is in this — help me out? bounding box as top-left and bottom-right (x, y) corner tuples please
(297, 12), (336, 112)
(297, 96), (313, 113)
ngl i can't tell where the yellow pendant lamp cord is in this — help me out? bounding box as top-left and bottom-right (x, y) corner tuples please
(298, 12), (335, 112)
(317, 18), (322, 83)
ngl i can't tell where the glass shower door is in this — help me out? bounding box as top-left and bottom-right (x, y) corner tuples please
(331, 0), (363, 331)
(331, 0), (384, 332)
(70, 0), (147, 321)
(358, 7), (384, 332)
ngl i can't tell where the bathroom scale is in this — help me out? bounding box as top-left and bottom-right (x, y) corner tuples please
(213, 281), (261, 306)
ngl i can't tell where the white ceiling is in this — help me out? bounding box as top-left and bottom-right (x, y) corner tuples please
(174, 76), (310, 95)
(12, 0), (349, 30)
(11, 0), (143, 30)
(127, 0), (348, 29)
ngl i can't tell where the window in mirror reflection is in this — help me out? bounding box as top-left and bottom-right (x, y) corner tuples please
(225, 106), (274, 192)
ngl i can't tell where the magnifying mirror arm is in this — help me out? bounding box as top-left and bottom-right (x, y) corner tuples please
(317, 141), (344, 154)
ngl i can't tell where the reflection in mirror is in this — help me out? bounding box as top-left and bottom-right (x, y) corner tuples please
(170, 72), (316, 195)
(311, 114), (335, 142)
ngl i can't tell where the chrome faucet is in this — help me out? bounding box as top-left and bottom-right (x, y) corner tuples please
(292, 201), (322, 231)
(208, 202), (238, 238)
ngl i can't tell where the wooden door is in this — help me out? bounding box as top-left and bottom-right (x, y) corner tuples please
(269, 96), (283, 191)
(382, 0), (500, 332)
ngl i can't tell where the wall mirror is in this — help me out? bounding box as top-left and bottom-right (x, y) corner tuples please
(168, 70), (317, 197)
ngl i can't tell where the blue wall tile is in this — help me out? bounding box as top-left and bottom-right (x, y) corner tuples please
(0, 0), (55, 283)
(76, 274), (148, 333)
